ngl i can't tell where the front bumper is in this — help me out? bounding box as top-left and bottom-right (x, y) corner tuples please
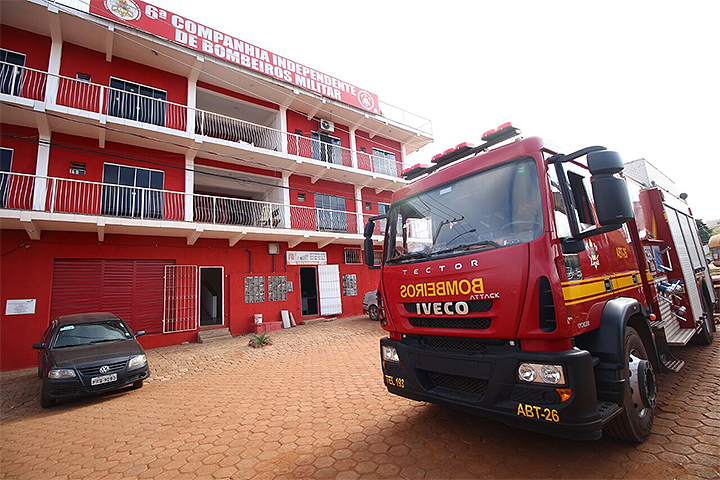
(44, 365), (150, 400)
(380, 336), (602, 440)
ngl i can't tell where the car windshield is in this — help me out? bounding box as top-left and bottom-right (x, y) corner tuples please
(52, 320), (132, 349)
(385, 158), (543, 264)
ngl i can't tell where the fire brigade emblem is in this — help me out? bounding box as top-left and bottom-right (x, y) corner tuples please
(357, 90), (375, 111)
(585, 239), (600, 269)
(104, 0), (141, 21)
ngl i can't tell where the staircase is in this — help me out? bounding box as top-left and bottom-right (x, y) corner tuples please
(197, 328), (232, 344)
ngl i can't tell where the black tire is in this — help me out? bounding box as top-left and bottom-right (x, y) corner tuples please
(604, 327), (655, 443)
(132, 380), (144, 389)
(368, 305), (379, 321)
(40, 384), (55, 408)
(691, 293), (714, 345)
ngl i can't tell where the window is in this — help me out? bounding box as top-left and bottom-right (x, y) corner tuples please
(378, 203), (389, 232)
(101, 163), (165, 219)
(551, 161), (596, 234)
(69, 162), (86, 175)
(0, 148), (12, 209)
(315, 193), (347, 232)
(372, 148), (397, 177)
(76, 73), (91, 82)
(268, 276), (288, 302)
(342, 274), (357, 296)
(365, 201), (372, 211)
(344, 248), (362, 265)
(311, 132), (343, 165)
(0, 48), (26, 96)
(244, 276), (265, 303)
(547, 166), (572, 238)
(373, 250), (383, 266)
(297, 193), (306, 202)
(107, 77), (167, 127)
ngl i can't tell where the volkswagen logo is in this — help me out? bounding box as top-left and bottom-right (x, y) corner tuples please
(99, 365), (110, 374)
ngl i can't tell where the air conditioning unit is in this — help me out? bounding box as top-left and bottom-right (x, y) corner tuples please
(319, 119), (334, 133)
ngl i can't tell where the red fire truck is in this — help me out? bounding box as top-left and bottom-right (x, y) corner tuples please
(363, 124), (716, 442)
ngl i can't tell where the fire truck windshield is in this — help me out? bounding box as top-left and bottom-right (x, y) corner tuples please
(385, 158), (543, 264)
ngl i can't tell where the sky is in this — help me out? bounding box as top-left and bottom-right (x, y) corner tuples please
(150, 0), (719, 221)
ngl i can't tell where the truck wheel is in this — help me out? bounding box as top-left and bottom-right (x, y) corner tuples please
(604, 327), (656, 443)
(691, 294), (714, 345)
(368, 305), (379, 321)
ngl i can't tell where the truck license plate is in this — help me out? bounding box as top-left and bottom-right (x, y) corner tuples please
(91, 373), (117, 386)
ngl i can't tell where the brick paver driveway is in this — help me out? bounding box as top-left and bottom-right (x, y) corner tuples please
(1, 316), (719, 479)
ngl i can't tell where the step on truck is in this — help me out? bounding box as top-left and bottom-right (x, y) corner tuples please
(363, 124), (716, 442)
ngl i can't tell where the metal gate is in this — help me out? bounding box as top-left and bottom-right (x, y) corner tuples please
(318, 264), (342, 316)
(163, 265), (199, 333)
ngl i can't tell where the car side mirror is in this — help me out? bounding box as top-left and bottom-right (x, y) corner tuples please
(32, 342), (45, 350)
(135, 331), (146, 337)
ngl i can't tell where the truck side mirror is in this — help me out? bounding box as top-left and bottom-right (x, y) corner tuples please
(587, 151), (633, 226)
(364, 238), (378, 269)
(364, 219), (376, 238)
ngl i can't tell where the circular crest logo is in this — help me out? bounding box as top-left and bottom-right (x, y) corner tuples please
(357, 90), (375, 111)
(99, 365), (110, 374)
(104, 0), (142, 21)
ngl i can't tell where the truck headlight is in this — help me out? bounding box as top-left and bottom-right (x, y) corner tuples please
(382, 346), (399, 362)
(48, 368), (76, 379)
(128, 354), (147, 369)
(517, 363), (565, 385)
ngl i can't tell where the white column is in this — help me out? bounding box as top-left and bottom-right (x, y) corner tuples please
(184, 152), (195, 222)
(187, 77), (197, 136)
(349, 127), (358, 169)
(355, 185), (364, 235)
(44, 41), (62, 107)
(281, 171), (291, 228)
(279, 106), (288, 154)
(33, 135), (51, 211)
(399, 144), (407, 174)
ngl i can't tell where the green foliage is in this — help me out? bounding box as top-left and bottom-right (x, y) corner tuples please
(248, 333), (272, 348)
(696, 219), (713, 245)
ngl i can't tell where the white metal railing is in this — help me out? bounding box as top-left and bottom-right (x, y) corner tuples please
(0, 61), (48, 101)
(0, 62), (405, 177)
(0, 172), (362, 234)
(378, 100), (433, 137)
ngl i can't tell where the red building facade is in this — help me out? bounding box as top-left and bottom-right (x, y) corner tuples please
(0, 0), (433, 370)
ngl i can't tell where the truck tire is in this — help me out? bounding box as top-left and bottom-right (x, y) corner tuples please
(691, 294), (714, 345)
(368, 305), (379, 321)
(604, 327), (656, 443)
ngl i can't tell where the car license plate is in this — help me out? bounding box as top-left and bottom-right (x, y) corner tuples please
(91, 373), (117, 386)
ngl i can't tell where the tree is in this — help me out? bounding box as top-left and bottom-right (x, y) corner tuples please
(696, 219), (713, 245)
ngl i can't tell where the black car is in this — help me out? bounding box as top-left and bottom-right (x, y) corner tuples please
(33, 312), (150, 407)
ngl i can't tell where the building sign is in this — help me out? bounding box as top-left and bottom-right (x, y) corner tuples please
(286, 251), (327, 265)
(5, 299), (36, 316)
(91, 0), (380, 113)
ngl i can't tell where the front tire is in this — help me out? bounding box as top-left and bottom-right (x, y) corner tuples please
(40, 384), (55, 408)
(368, 305), (379, 321)
(604, 327), (656, 443)
(132, 380), (144, 389)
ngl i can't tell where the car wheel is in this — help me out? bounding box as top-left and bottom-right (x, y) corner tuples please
(691, 293), (714, 345)
(603, 327), (656, 443)
(40, 385), (55, 409)
(368, 305), (379, 321)
(132, 380), (144, 389)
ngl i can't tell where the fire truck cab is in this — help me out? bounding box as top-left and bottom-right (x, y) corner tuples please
(364, 125), (716, 442)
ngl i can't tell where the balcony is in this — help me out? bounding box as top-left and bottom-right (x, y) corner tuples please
(0, 172), (374, 246)
(0, 62), (407, 185)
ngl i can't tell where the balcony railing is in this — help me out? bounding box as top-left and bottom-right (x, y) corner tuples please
(0, 61), (405, 178)
(0, 172), (363, 234)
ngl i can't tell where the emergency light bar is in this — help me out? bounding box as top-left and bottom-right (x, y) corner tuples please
(402, 123), (522, 181)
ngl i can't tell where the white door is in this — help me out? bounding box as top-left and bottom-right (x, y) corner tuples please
(163, 265), (199, 333)
(318, 264), (342, 316)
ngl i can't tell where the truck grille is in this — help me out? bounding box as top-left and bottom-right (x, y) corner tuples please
(418, 335), (489, 353)
(408, 317), (491, 330)
(78, 360), (126, 377)
(427, 371), (488, 397)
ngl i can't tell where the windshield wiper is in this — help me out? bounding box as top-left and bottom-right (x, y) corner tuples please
(387, 251), (431, 264)
(431, 241), (500, 256)
(88, 338), (123, 345)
